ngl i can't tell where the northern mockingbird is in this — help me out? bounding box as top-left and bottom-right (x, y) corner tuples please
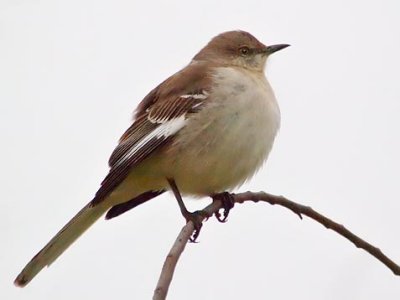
(15, 30), (289, 287)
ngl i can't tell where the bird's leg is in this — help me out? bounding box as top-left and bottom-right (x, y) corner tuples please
(167, 178), (210, 242)
(211, 192), (235, 223)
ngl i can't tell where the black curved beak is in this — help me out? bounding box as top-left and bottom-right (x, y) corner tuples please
(265, 44), (290, 55)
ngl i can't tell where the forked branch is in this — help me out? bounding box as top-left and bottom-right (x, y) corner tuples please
(153, 191), (400, 300)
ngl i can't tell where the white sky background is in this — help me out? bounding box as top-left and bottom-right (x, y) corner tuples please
(1, 0), (400, 299)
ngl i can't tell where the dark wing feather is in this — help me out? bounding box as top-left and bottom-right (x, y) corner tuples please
(107, 115), (157, 167)
(92, 133), (171, 205)
(90, 62), (213, 206)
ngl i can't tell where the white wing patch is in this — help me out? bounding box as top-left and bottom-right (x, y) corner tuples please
(115, 115), (187, 167)
(181, 90), (209, 100)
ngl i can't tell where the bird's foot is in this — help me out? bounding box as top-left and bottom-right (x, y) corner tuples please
(183, 210), (211, 242)
(212, 192), (235, 223)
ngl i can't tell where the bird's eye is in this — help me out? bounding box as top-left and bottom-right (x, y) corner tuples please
(239, 46), (250, 56)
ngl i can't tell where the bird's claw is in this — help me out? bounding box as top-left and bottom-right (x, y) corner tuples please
(183, 210), (210, 242)
(212, 192), (235, 223)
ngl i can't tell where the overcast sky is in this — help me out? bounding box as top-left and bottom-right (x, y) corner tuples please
(1, 0), (400, 299)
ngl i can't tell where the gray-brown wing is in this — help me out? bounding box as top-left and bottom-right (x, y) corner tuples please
(90, 92), (208, 206)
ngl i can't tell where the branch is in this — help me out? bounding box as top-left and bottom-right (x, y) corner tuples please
(153, 200), (220, 300)
(153, 191), (400, 300)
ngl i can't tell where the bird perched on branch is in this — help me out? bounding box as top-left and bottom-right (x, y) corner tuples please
(15, 30), (289, 287)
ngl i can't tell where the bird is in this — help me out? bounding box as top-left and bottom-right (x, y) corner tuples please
(14, 30), (289, 287)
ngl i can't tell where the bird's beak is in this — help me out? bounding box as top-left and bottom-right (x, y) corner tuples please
(264, 44), (290, 55)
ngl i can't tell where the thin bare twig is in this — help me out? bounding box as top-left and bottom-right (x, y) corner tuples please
(153, 201), (220, 300)
(153, 191), (400, 300)
(153, 224), (194, 300)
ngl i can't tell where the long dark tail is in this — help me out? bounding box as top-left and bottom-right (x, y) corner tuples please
(14, 202), (108, 287)
(15, 190), (165, 287)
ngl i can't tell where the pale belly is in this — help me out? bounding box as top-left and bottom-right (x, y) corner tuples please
(163, 67), (281, 195)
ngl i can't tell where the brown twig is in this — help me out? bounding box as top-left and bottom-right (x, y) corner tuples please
(153, 200), (220, 300)
(152, 191), (400, 300)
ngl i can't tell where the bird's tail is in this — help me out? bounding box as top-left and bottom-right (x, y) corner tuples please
(14, 202), (107, 287)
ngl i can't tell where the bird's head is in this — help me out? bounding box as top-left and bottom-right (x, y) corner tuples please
(193, 30), (289, 72)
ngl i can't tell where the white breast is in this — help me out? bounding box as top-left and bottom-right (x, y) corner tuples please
(166, 66), (281, 196)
